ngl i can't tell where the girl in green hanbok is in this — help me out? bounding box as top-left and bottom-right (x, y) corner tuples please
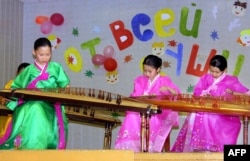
(0, 37), (70, 149)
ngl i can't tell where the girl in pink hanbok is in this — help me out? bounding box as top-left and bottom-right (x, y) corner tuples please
(115, 55), (180, 152)
(172, 55), (250, 152)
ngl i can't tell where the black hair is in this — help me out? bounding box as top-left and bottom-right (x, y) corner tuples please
(143, 55), (162, 69)
(16, 62), (30, 75)
(34, 37), (52, 50)
(210, 55), (227, 71)
(233, 1), (247, 9)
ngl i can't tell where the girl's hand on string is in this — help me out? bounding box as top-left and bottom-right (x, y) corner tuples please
(160, 86), (177, 94)
(225, 89), (234, 95)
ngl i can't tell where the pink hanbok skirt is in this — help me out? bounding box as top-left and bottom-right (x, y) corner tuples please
(171, 112), (241, 152)
(115, 109), (178, 152)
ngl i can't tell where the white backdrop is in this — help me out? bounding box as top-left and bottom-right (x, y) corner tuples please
(20, 0), (250, 149)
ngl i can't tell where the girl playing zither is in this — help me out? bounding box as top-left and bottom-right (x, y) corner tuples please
(115, 55), (180, 152)
(172, 55), (250, 152)
(0, 37), (70, 149)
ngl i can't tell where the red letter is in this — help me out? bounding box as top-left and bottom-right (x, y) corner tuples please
(186, 44), (216, 77)
(109, 20), (133, 51)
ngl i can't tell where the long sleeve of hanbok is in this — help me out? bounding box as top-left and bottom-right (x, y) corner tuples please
(6, 68), (32, 111)
(193, 74), (212, 96)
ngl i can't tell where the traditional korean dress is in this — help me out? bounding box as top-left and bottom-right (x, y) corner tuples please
(0, 80), (14, 146)
(115, 74), (180, 152)
(0, 61), (70, 149)
(171, 73), (249, 152)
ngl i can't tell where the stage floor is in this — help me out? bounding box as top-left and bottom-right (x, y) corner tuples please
(0, 150), (223, 161)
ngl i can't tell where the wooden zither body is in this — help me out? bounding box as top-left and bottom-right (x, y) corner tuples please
(132, 94), (250, 145)
(0, 88), (158, 113)
(0, 87), (159, 151)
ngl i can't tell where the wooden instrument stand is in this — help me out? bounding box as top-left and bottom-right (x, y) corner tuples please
(65, 106), (121, 149)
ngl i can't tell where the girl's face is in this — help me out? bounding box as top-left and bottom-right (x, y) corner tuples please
(143, 64), (160, 81)
(209, 66), (224, 79)
(33, 46), (52, 65)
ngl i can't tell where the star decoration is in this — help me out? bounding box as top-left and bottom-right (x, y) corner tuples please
(67, 55), (74, 64)
(163, 61), (171, 68)
(228, 19), (240, 31)
(186, 84), (194, 93)
(92, 26), (101, 33)
(167, 40), (178, 47)
(72, 27), (79, 37)
(210, 30), (219, 41)
(124, 55), (133, 63)
(84, 70), (94, 78)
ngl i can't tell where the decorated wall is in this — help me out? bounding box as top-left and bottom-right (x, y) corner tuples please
(22, 0), (250, 96)
(20, 0), (250, 149)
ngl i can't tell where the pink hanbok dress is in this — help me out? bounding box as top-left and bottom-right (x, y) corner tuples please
(171, 73), (249, 152)
(115, 74), (180, 152)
